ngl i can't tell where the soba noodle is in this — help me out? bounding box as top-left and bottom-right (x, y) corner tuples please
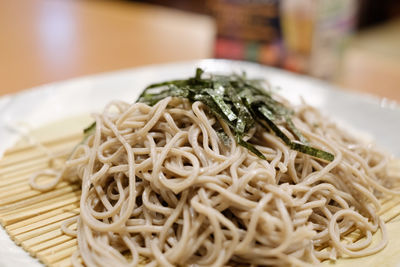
(31, 93), (398, 266)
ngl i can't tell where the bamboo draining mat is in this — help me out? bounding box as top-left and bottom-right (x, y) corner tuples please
(0, 116), (90, 267)
(0, 115), (400, 267)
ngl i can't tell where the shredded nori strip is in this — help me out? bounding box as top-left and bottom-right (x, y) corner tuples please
(68, 121), (96, 159)
(137, 68), (334, 162)
(83, 122), (96, 136)
(290, 142), (335, 162)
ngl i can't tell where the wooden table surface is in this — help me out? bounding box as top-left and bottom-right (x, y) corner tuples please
(338, 18), (400, 102)
(0, 0), (215, 96)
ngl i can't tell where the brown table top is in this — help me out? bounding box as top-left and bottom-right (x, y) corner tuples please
(0, 0), (215, 96)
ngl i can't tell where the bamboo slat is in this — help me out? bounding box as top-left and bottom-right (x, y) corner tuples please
(14, 220), (67, 244)
(8, 209), (78, 237)
(52, 257), (74, 267)
(0, 116), (400, 267)
(0, 183), (77, 206)
(30, 235), (74, 256)
(0, 192), (81, 225)
(21, 227), (67, 249)
(5, 204), (80, 232)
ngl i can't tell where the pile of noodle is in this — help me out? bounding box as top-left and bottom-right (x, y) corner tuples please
(31, 95), (399, 267)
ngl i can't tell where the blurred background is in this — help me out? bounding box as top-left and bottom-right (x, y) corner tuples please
(0, 0), (399, 100)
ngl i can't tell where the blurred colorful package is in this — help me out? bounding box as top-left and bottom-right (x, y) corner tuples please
(208, 0), (358, 80)
(209, 0), (283, 67)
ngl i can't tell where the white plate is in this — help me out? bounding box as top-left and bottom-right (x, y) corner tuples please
(0, 59), (399, 267)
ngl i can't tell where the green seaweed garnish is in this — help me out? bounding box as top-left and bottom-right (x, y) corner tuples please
(83, 122), (96, 137)
(68, 121), (96, 159)
(137, 68), (335, 162)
